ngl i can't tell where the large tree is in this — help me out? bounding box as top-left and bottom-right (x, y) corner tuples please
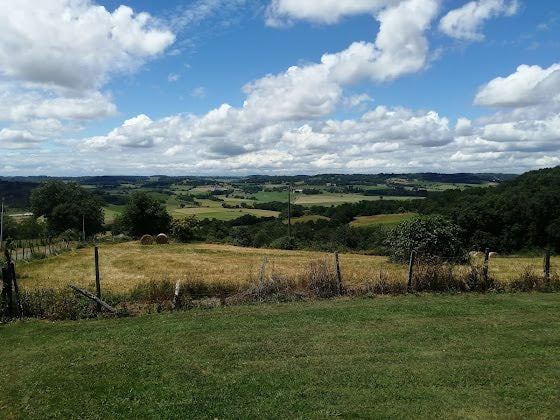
(115, 191), (171, 237)
(386, 215), (465, 263)
(30, 181), (104, 236)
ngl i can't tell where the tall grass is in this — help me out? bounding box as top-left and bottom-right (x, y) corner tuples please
(4, 256), (560, 321)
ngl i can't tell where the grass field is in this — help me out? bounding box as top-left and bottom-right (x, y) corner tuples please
(15, 242), (559, 293)
(350, 212), (418, 227)
(2, 294), (559, 418)
(282, 214), (330, 224)
(171, 207), (279, 221)
(103, 204), (125, 223)
(294, 193), (423, 206)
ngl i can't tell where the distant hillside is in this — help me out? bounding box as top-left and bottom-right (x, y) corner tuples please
(245, 173), (516, 186)
(0, 180), (39, 209)
(419, 166), (560, 252)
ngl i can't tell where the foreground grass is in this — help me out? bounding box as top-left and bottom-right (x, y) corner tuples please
(1, 294), (559, 418)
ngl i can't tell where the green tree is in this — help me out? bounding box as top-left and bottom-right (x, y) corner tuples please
(387, 215), (465, 263)
(171, 216), (200, 242)
(116, 191), (171, 237)
(30, 181), (104, 236)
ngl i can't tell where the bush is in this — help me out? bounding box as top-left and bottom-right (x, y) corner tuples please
(387, 215), (465, 263)
(20, 289), (97, 320)
(171, 216), (200, 242)
(302, 259), (340, 298)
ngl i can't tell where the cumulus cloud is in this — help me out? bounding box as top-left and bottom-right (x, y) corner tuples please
(0, 87), (117, 122)
(474, 63), (560, 108)
(0, 0), (174, 90)
(470, 63), (560, 151)
(0, 0), (175, 149)
(265, 0), (401, 26)
(439, 0), (519, 41)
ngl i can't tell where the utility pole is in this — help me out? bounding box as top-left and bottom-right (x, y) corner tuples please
(287, 184), (292, 242)
(0, 198), (4, 250)
(82, 214), (85, 243)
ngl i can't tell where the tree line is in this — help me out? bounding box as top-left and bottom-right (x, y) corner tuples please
(5, 167), (559, 254)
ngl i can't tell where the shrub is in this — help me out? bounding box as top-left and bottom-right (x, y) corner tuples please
(347, 271), (407, 296)
(413, 262), (466, 292)
(302, 259), (340, 298)
(171, 216), (200, 242)
(387, 215), (465, 263)
(509, 266), (542, 292)
(20, 289), (97, 320)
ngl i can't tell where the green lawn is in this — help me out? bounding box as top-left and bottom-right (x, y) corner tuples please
(1, 294), (559, 418)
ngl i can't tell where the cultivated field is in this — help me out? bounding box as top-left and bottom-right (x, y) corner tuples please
(350, 212), (418, 227)
(293, 193), (422, 206)
(15, 242), (558, 293)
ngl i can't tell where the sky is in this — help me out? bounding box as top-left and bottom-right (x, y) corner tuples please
(0, 0), (559, 176)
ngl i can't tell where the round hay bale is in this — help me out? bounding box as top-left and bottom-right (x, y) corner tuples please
(489, 251), (499, 258)
(155, 233), (169, 244)
(140, 234), (154, 245)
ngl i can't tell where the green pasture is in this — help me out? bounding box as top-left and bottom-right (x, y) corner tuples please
(1, 294), (559, 418)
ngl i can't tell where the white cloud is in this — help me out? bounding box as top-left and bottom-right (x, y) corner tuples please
(439, 0), (519, 41)
(265, 0), (401, 26)
(0, 128), (42, 146)
(0, 0), (174, 91)
(0, 1), (175, 149)
(168, 73), (181, 82)
(343, 93), (373, 108)
(468, 63), (560, 154)
(191, 87), (207, 98)
(0, 89), (116, 122)
(474, 63), (560, 108)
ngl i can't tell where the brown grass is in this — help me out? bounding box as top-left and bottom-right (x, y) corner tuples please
(14, 242), (559, 294)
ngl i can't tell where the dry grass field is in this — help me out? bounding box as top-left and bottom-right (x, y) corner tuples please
(14, 242), (558, 293)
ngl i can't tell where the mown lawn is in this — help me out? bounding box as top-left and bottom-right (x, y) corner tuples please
(1, 294), (559, 418)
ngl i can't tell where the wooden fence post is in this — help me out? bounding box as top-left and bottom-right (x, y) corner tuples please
(94, 247), (101, 312)
(483, 248), (490, 284)
(172, 280), (181, 310)
(543, 250), (551, 283)
(9, 261), (23, 317)
(334, 252), (342, 295)
(407, 250), (416, 291)
(1, 265), (13, 316)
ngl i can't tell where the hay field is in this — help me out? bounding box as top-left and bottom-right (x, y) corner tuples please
(16, 243), (406, 292)
(350, 212), (418, 227)
(15, 242), (558, 293)
(293, 193), (422, 206)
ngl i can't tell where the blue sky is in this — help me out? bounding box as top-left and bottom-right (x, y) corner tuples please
(0, 0), (559, 175)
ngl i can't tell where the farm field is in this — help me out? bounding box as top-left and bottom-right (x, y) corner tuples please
(171, 206), (279, 221)
(1, 294), (559, 418)
(15, 242), (559, 293)
(293, 193), (423, 206)
(282, 215), (330, 224)
(16, 242), (406, 292)
(350, 212), (418, 227)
